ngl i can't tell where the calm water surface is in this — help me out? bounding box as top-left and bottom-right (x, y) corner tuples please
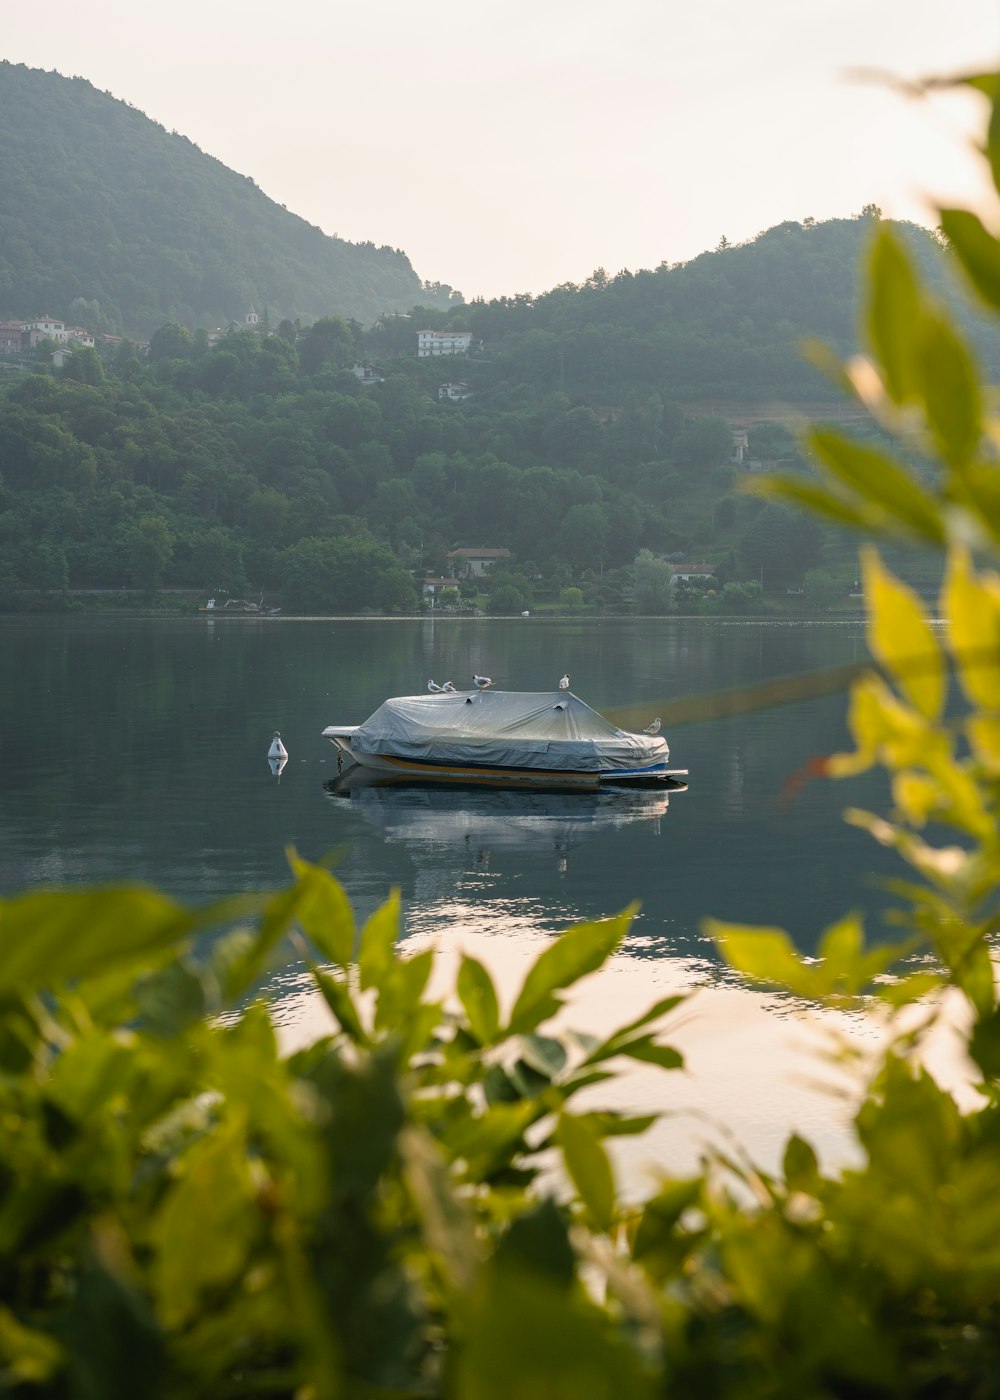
(0, 614), (900, 1173)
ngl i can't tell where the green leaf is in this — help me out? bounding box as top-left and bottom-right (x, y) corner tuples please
(597, 994), (686, 1045)
(135, 959), (207, 1038)
(560, 1069), (616, 1095)
(286, 851), (355, 967)
(706, 921), (809, 989)
(953, 936), (996, 1019)
(152, 1114), (259, 1329)
(58, 1264), (166, 1400)
(988, 82), (1000, 196)
(221, 882), (312, 999)
(457, 954), (500, 1044)
(557, 1112), (616, 1233)
(443, 1102), (538, 1178)
(0, 886), (193, 992)
(581, 995), (686, 1069)
(916, 310), (982, 468)
(818, 911), (863, 965)
(874, 970), (944, 1008)
(358, 889), (400, 991)
(806, 429), (944, 543)
(970, 1007), (1000, 1079)
(710, 910), (910, 1003)
(0, 1305), (63, 1384)
(325, 1047), (405, 1196)
(456, 1265), (653, 1400)
(495, 1199), (575, 1289)
(943, 547), (1000, 710)
(631, 1178), (703, 1274)
(399, 1124), (479, 1294)
(517, 1034), (568, 1080)
(583, 1110), (658, 1137)
(745, 475), (878, 533)
(374, 946), (435, 1034)
(867, 227), (924, 403)
(940, 207), (1000, 311)
(46, 1032), (137, 1123)
(507, 907), (637, 1036)
(608, 1036), (684, 1071)
(782, 1133), (820, 1192)
(311, 965), (367, 1043)
(483, 1064), (523, 1104)
(863, 547), (945, 720)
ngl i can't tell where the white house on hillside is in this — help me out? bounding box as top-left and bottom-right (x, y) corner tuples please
(25, 317), (69, 347)
(447, 547), (511, 578)
(669, 563), (717, 584)
(438, 381), (472, 401)
(351, 363), (385, 385)
(417, 329), (472, 357)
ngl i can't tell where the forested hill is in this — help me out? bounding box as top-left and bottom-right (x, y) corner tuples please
(0, 62), (432, 338)
(406, 215), (996, 403)
(1, 211), (993, 612)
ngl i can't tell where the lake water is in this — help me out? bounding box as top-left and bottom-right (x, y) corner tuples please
(1, 614), (915, 1177)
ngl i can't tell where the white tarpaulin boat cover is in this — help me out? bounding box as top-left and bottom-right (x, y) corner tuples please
(349, 690), (668, 774)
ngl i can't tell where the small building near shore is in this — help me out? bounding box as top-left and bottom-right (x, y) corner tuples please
(669, 562), (717, 584)
(447, 547), (511, 579)
(421, 576), (461, 601)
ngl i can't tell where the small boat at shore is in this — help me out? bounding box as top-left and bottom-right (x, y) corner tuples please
(199, 594), (281, 615)
(322, 688), (686, 790)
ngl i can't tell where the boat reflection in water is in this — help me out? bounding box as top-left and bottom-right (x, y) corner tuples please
(324, 768), (685, 876)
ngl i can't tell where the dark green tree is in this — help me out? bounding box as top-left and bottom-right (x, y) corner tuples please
(278, 535), (416, 613)
(148, 323), (195, 363)
(739, 503), (822, 587)
(299, 317), (355, 374)
(61, 346), (104, 385)
(126, 514), (174, 596)
(672, 416), (733, 472)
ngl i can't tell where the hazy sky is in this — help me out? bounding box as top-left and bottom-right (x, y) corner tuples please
(6, 1), (1000, 300)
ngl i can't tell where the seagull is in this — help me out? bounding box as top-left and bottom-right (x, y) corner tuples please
(268, 730), (288, 759)
(644, 718), (662, 735)
(559, 673), (570, 690)
(473, 674), (494, 690)
(427, 679), (443, 692)
(442, 680), (457, 692)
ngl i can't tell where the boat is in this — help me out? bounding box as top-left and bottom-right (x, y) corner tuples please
(321, 688), (687, 789)
(199, 593), (281, 615)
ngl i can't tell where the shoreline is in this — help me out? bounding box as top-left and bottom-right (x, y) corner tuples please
(0, 606), (871, 624)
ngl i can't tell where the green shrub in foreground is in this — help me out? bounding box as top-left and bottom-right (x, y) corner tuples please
(2, 823), (1000, 1398)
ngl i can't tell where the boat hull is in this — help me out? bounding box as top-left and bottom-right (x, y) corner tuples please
(324, 732), (683, 790)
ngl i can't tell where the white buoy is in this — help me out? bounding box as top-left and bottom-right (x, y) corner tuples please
(268, 730), (288, 759)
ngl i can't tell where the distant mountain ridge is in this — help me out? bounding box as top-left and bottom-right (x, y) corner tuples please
(0, 62), (431, 337)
